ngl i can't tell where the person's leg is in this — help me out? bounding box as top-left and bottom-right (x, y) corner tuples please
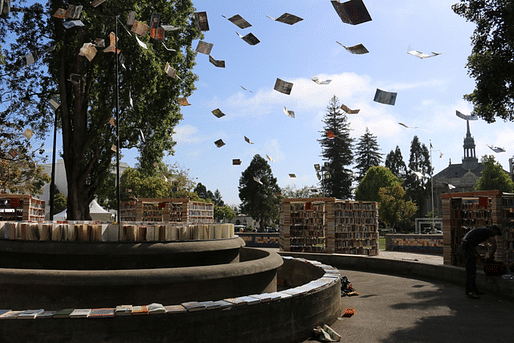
(464, 246), (477, 296)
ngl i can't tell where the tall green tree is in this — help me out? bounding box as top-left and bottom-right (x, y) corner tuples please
(379, 183), (417, 230)
(354, 127), (382, 182)
(216, 205), (236, 223)
(475, 155), (514, 192)
(453, 0), (514, 122)
(1, 1), (201, 219)
(118, 163), (196, 205)
(194, 183), (208, 200)
(404, 136), (433, 216)
(281, 185), (318, 199)
(355, 166), (399, 202)
(385, 145), (407, 182)
(318, 95), (354, 199)
(239, 154), (281, 231)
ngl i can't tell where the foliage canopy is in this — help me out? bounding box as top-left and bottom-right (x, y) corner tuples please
(0, 0), (201, 219)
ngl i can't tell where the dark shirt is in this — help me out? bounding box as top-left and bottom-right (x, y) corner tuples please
(462, 227), (495, 247)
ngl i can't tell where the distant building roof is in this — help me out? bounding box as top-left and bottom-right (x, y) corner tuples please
(433, 162), (485, 180)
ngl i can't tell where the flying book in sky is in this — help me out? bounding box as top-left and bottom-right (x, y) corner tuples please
(487, 144), (506, 153)
(444, 183), (456, 190)
(337, 41), (369, 54)
(289, 173), (296, 178)
(23, 52), (36, 66)
(412, 170), (426, 179)
(162, 42), (176, 51)
(311, 76), (331, 85)
(274, 78), (293, 95)
(22, 128), (33, 140)
(212, 108), (226, 118)
(53, 8), (66, 19)
(407, 47), (443, 59)
(244, 136), (254, 144)
(62, 20), (84, 29)
(455, 110), (478, 121)
(340, 104), (360, 114)
(331, 0), (372, 25)
(103, 32), (120, 53)
(91, 0), (107, 8)
(266, 154), (275, 162)
(162, 25), (180, 31)
(65, 4), (83, 19)
(79, 43), (97, 61)
(283, 106), (295, 118)
(178, 97), (190, 106)
(195, 12), (209, 31)
(399, 122), (417, 129)
(374, 88), (397, 105)
(209, 55), (225, 68)
(50, 97), (60, 111)
(135, 36), (148, 49)
(164, 62), (177, 78)
(223, 14), (252, 28)
(233, 159), (242, 165)
(214, 139), (225, 148)
(94, 38), (105, 48)
(240, 85), (253, 93)
(131, 21), (149, 36)
(236, 32), (260, 45)
(127, 11), (136, 26)
(266, 13), (303, 25)
(196, 40), (213, 55)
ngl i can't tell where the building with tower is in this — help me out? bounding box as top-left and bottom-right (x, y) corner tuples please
(432, 119), (507, 216)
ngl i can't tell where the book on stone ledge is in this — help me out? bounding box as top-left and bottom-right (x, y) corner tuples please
(89, 308), (115, 318)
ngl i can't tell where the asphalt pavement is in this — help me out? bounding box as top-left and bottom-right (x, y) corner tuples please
(300, 251), (514, 343)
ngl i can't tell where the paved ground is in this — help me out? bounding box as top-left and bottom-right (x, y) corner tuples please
(298, 251), (514, 343)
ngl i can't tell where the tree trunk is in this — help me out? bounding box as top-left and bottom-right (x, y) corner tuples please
(65, 159), (91, 221)
(59, 39), (92, 221)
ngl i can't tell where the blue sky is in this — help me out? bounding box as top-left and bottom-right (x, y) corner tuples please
(40, 0), (514, 206)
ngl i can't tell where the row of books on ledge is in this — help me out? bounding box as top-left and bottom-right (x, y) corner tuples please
(0, 222), (235, 242)
(0, 257), (341, 320)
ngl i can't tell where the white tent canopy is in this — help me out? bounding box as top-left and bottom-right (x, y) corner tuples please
(53, 200), (113, 222)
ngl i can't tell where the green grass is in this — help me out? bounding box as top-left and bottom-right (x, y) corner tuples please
(378, 237), (386, 250)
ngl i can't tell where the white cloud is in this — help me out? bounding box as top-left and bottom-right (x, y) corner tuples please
(173, 124), (201, 144)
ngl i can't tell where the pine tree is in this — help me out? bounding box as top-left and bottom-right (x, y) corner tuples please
(355, 127), (382, 182)
(385, 146), (407, 181)
(404, 136), (433, 216)
(318, 96), (354, 199)
(239, 154), (281, 231)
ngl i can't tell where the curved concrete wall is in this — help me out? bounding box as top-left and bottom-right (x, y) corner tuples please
(0, 237), (245, 269)
(0, 247), (282, 309)
(0, 255), (342, 343)
(281, 252), (514, 301)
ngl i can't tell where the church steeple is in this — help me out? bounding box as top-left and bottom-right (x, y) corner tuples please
(462, 120), (478, 170)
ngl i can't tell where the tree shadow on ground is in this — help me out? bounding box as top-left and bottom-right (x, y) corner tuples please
(381, 282), (514, 343)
